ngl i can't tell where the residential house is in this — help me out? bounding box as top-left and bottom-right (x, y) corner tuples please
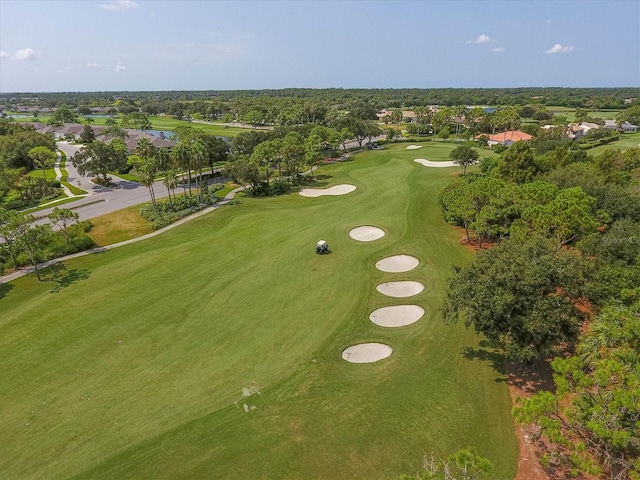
(604, 120), (639, 132)
(479, 130), (532, 147)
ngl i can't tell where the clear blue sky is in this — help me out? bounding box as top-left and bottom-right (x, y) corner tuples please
(1, 0), (638, 93)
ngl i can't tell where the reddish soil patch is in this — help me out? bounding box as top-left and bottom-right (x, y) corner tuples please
(454, 227), (499, 252)
(507, 358), (601, 480)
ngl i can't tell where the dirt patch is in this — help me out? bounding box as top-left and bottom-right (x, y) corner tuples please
(507, 358), (600, 480)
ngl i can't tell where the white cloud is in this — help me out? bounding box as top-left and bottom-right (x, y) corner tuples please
(468, 34), (491, 44)
(114, 64), (126, 72)
(100, 0), (139, 11)
(87, 62), (109, 68)
(545, 19), (553, 25)
(56, 66), (75, 73)
(1, 48), (37, 61)
(491, 47), (505, 53)
(545, 43), (575, 54)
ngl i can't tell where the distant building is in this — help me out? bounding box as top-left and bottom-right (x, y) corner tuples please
(478, 130), (532, 147)
(604, 120), (638, 132)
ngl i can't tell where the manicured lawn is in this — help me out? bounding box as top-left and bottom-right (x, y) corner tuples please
(147, 116), (247, 138)
(12, 115), (249, 138)
(27, 168), (57, 181)
(587, 131), (640, 156)
(0, 144), (517, 479)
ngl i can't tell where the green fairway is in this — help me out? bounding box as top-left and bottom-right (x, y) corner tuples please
(12, 115), (250, 138)
(0, 143), (517, 479)
(587, 131), (640, 156)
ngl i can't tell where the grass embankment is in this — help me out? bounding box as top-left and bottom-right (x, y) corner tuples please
(86, 205), (153, 246)
(0, 143), (517, 479)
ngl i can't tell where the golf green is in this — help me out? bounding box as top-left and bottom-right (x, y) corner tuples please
(0, 143), (517, 479)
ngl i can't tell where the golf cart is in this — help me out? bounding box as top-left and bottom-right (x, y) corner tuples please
(316, 240), (329, 254)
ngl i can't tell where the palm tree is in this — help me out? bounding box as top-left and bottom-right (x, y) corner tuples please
(171, 142), (193, 197)
(163, 168), (179, 204)
(190, 139), (207, 200)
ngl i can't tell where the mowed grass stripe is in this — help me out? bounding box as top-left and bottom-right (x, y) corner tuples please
(1, 143), (517, 479)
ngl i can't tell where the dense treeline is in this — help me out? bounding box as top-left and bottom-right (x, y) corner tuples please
(2, 87), (639, 113)
(440, 137), (640, 478)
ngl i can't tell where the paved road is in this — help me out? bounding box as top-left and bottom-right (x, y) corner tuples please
(34, 142), (189, 223)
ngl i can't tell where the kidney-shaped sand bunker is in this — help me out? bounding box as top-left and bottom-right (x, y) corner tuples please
(299, 184), (356, 197)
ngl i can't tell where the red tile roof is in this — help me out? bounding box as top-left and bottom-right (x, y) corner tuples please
(485, 130), (532, 143)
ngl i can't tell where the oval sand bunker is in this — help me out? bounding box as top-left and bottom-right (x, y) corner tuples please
(370, 305), (425, 327)
(342, 343), (393, 363)
(375, 254), (419, 273)
(376, 281), (425, 298)
(349, 226), (385, 242)
(299, 184), (356, 197)
(405, 144), (422, 150)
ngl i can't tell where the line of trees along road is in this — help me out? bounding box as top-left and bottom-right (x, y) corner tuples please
(439, 136), (640, 478)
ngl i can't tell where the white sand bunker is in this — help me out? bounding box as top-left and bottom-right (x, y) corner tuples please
(414, 159), (456, 168)
(342, 343), (393, 363)
(349, 226), (385, 242)
(375, 254), (419, 273)
(376, 281), (425, 298)
(405, 144), (423, 150)
(369, 305), (425, 327)
(299, 184), (356, 197)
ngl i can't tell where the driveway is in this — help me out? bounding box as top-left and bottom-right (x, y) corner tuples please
(34, 142), (188, 223)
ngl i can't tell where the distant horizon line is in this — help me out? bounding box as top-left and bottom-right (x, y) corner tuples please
(2, 86), (640, 96)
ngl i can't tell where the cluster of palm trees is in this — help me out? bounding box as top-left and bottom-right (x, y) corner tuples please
(132, 130), (228, 210)
(381, 105), (523, 141)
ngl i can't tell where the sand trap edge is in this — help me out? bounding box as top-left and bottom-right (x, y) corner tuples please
(349, 225), (386, 242)
(369, 305), (425, 327)
(414, 158), (456, 168)
(375, 254), (419, 273)
(342, 343), (393, 363)
(376, 281), (425, 298)
(299, 184), (356, 197)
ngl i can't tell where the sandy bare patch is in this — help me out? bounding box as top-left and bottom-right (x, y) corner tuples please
(375, 254), (419, 273)
(342, 343), (393, 363)
(405, 144), (423, 150)
(376, 281), (424, 298)
(369, 305), (425, 327)
(349, 226), (385, 242)
(414, 158), (456, 168)
(299, 184), (356, 197)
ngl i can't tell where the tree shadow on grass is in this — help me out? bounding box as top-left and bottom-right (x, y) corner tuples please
(462, 343), (506, 376)
(504, 356), (556, 395)
(0, 282), (14, 301)
(462, 343), (555, 394)
(40, 263), (91, 293)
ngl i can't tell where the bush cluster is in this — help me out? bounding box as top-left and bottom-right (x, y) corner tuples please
(140, 191), (221, 230)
